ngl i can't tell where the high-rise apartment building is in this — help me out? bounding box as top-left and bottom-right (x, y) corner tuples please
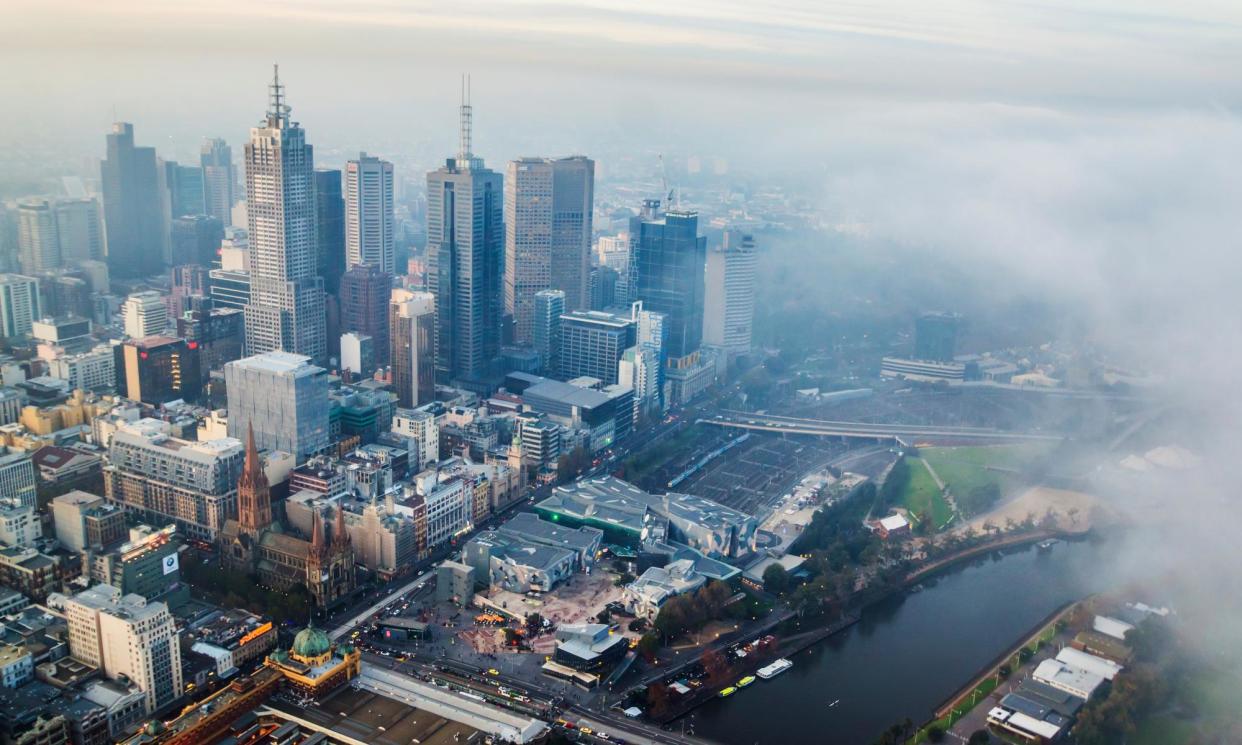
(242, 68), (327, 363)
(64, 585), (183, 715)
(339, 263), (391, 365)
(389, 289), (435, 408)
(0, 275), (42, 338)
(224, 351), (329, 462)
(200, 138), (235, 224)
(120, 291), (167, 338)
(345, 153), (395, 273)
(101, 123), (166, 278)
(103, 418), (245, 540)
(631, 201), (707, 362)
(702, 230), (757, 360)
(427, 87), (503, 387)
(392, 407), (439, 470)
(504, 156), (594, 343)
(559, 310), (635, 385)
(532, 289), (565, 374)
(16, 197), (106, 273)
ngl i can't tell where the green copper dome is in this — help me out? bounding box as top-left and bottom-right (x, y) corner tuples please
(291, 624), (331, 658)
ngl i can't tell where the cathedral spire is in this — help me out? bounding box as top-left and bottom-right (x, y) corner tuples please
(310, 509), (327, 560)
(238, 423), (272, 534)
(332, 505), (351, 549)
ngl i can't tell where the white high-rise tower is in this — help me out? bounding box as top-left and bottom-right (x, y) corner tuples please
(345, 153), (395, 273)
(242, 66), (327, 362)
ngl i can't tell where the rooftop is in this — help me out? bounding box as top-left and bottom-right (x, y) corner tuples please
(228, 351), (322, 376)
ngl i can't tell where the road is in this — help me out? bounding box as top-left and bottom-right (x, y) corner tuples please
(328, 569), (433, 641)
(707, 411), (1063, 443)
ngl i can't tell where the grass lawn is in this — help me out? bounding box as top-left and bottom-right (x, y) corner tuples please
(921, 444), (1056, 516)
(901, 461), (953, 527)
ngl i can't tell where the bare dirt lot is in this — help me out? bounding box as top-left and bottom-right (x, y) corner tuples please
(959, 485), (1100, 535)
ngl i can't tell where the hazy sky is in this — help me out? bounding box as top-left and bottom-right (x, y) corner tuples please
(6, 0), (1242, 164)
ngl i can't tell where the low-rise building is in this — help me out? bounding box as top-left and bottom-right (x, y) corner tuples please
(0, 547), (63, 603)
(436, 561), (475, 605)
(552, 623), (627, 671)
(464, 531), (576, 594)
(1032, 658), (1105, 700)
(622, 559), (706, 619)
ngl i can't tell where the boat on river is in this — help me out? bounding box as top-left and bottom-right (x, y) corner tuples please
(719, 686), (737, 698)
(757, 658), (793, 679)
(737, 675), (756, 688)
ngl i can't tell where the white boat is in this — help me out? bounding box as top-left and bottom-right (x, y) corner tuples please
(756, 658), (793, 679)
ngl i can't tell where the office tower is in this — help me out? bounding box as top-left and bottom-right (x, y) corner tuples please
(532, 289), (564, 374)
(163, 160), (206, 218)
(209, 237), (250, 310)
(200, 138), (235, 223)
(224, 351), (329, 461)
(15, 198), (59, 272)
(120, 291), (167, 338)
(426, 83), (503, 387)
(0, 450), (37, 509)
(64, 585), (183, 714)
(177, 307), (244, 374)
(0, 275), (41, 338)
(619, 345), (660, 412)
(345, 153), (395, 273)
(559, 309), (635, 385)
(115, 336), (202, 405)
(340, 332), (374, 380)
(32, 316), (93, 354)
(314, 169), (346, 297)
(590, 265), (619, 310)
(101, 123), (165, 278)
(339, 263), (391, 364)
(631, 200), (707, 362)
(0, 204), (16, 273)
(914, 312), (962, 362)
(389, 289), (435, 408)
(504, 156), (595, 344)
(634, 303), (668, 409)
(242, 67), (327, 363)
(56, 197), (107, 263)
(104, 418), (245, 540)
(702, 230), (757, 360)
(169, 214), (223, 267)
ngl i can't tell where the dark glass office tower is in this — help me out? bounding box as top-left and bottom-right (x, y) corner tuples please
(426, 84), (503, 388)
(914, 311), (962, 362)
(101, 123), (166, 278)
(339, 263), (392, 365)
(631, 200), (707, 361)
(164, 161), (206, 217)
(315, 169), (346, 297)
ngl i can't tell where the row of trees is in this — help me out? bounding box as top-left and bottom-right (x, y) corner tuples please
(651, 580), (735, 640)
(182, 555), (313, 625)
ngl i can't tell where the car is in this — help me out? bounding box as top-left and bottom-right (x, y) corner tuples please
(579, 727), (593, 735)
(487, 668), (499, 676)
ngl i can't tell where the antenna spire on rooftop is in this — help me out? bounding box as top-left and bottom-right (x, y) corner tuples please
(458, 73), (473, 161)
(268, 63), (289, 126)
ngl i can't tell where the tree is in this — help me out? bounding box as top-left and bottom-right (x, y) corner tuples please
(762, 563), (791, 595)
(636, 632), (660, 661)
(646, 682), (672, 718)
(927, 725), (945, 742)
(700, 649), (729, 685)
(525, 612), (544, 635)
(967, 730), (991, 744)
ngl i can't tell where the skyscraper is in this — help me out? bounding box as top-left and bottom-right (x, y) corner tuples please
(345, 153), (395, 273)
(163, 160), (206, 218)
(314, 169), (346, 297)
(339, 263), (391, 365)
(169, 214), (223, 267)
(242, 67), (327, 363)
(504, 156), (594, 343)
(17, 197), (107, 272)
(121, 291), (167, 338)
(631, 201), (707, 362)
(702, 230), (757, 361)
(115, 336), (202, 405)
(200, 138), (235, 224)
(389, 289), (436, 408)
(532, 289), (565, 374)
(101, 122), (165, 278)
(427, 81), (503, 387)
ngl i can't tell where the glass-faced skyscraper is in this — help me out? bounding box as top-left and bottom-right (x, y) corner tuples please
(345, 153), (395, 274)
(504, 156), (594, 344)
(631, 200), (707, 362)
(200, 138), (235, 224)
(314, 169), (346, 297)
(101, 122), (165, 278)
(426, 84), (503, 387)
(242, 67), (327, 363)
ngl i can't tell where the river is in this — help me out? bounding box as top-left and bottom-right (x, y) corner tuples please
(690, 537), (1121, 745)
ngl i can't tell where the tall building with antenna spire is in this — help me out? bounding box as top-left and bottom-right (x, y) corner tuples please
(242, 66), (327, 363)
(426, 76), (503, 390)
